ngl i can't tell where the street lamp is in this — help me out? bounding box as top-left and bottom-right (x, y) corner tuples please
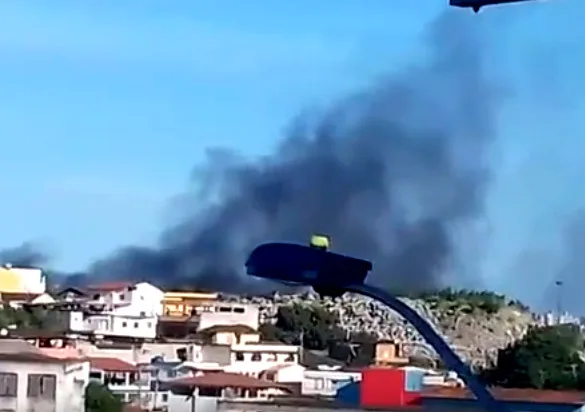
(245, 235), (508, 412)
(449, 0), (538, 13)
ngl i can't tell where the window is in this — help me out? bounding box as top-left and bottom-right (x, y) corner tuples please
(251, 353), (261, 361)
(285, 353), (295, 362)
(27, 374), (57, 399)
(199, 387), (221, 397)
(161, 394), (169, 402)
(119, 293), (126, 301)
(176, 348), (187, 361)
(0, 373), (17, 397)
(89, 371), (102, 381)
(147, 322), (152, 328)
(233, 307), (245, 313)
(235, 352), (244, 361)
(134, 322), (139, 328)
(122, 322), (127, 328)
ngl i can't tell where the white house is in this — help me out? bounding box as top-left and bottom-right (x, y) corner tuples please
(87, 357), (153, 405)
(0, 341), (89, 412)
(197, 324), (304, 382)
(63, 281), (163, 340)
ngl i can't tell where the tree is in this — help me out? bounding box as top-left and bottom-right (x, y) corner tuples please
(328, 331), (377, 366)
(85, 382), (124, 412)
(261, 303), (344, 351)
(0, 307), (63, 330)
(481, 324), (585, 390)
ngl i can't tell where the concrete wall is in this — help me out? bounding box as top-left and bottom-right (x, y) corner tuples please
(0, 359), (88, 412)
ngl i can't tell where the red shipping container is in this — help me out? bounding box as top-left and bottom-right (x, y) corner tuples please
(360, 368), (406, 408)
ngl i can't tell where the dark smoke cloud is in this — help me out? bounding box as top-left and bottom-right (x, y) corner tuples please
(4, 12), (504, 294)
(547, 212), (585, 315)
(0, 242), (49, 268)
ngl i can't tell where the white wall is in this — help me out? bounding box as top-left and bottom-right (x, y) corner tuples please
(199, 304), (260, 331)
(274, 364), (305, 383)
(226, 344), (300, 376)
(113, 282), (164, 317)
(0, 359), (89, 412)
(302, 369), (361, 397)
(65, 311), (158, 339)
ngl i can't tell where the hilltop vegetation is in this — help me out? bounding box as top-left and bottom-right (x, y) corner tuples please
(404, 288), (528, 315)
(228, 287), (536, 368)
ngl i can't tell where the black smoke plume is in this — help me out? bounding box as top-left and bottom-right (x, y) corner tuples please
(3, 13), (504, 294)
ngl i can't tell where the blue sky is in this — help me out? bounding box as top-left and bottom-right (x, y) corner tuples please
(1, 0), (584, 306)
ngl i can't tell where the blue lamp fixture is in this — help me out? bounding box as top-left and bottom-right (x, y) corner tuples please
(245, 234), (508, 412)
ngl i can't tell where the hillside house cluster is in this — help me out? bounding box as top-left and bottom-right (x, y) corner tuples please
(1, 264), (584, 412)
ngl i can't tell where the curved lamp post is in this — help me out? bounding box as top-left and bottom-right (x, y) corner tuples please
(245, 237), (508, 412)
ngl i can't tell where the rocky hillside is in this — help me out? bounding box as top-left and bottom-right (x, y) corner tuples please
(221, 290), (538, 367)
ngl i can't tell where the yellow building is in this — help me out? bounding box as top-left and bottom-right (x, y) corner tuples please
(162, 291), (218, 319)
(0, 266), (46, 295)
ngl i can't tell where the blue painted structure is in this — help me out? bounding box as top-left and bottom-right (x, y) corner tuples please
(335, 381), (361, 406)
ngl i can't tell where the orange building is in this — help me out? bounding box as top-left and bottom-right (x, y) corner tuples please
(161, 291), (218, 320)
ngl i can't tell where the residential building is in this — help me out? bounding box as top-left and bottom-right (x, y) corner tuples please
(198, 303), (260, 331)
(227, 342), (301, 378)
(162, 371), (292, 412)
(55, 287), (87, 302)
(158, 291), (218, 339)
(85, 281), (164, 317)
(196, 324), (303, 381)
(0, 339), (89, 412)
(374, 340), (409, 367)
(57, 281), (163, 340)
(0, 292), (54, 309)
(0, 264), (46, 295)
(87, 356), (151, 407)
(302, 368), (362, 397)
(162, 291), (218, 319)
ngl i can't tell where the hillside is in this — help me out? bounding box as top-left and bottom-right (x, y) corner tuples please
(221, 290), (537, 367)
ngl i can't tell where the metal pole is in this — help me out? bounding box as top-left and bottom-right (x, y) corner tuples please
(555, 280), (563, 324)
(348, 283), (509, 412)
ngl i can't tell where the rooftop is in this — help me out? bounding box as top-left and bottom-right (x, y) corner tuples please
(86, 357), (137, 372)
(423, 386), (585, 405)
(168, 371), (292, 391)
(164, 291), (218, 299)
(199, 324), (258, 335)
(0, 352), (74, 364)
(85, 282), (135, 292)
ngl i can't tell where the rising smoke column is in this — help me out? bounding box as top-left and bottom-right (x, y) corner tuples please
(87, 13), (503, 293)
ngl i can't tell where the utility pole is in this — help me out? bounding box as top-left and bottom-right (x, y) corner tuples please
(555, 280), (564, 324)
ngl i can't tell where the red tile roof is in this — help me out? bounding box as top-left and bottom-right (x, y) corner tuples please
(86, 357), (137, 372)
(85, 282), (135, 292)
(0, 352), (72, 363)
(170, 371), (292, 391)
(423, 386), (585, 405)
